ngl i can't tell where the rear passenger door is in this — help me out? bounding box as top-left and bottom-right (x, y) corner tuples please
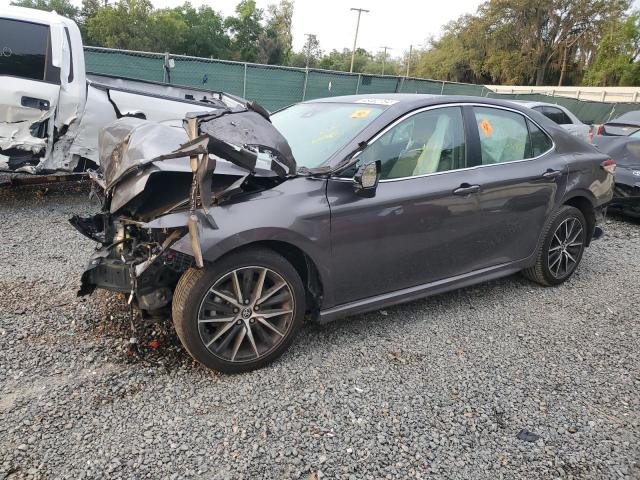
(464, 105), (568, 268)
(327, 106), (483, 305)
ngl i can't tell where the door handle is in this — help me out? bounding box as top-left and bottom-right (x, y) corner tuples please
(541, 169), (562, 179)
(21, 96), (50, 111)
(453, 183), (480, 195)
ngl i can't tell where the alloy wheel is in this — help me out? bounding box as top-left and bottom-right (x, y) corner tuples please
(197, 266), (295, 363)
(547, 217), (584, 279)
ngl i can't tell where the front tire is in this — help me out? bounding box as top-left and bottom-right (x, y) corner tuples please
(522, 205), (587, 286)
(172, 248), (305, 373)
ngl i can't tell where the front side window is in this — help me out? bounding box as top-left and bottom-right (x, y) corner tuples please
(473, 107), (552, 164)
(356, 106), (466, 179)
(0, 19), (56, 82)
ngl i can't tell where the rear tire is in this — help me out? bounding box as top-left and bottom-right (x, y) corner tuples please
(172, 248), (305, 373)
(522, 205), (587, 286)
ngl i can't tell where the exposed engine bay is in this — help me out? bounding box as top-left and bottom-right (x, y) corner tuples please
(70, 103), (297, 314)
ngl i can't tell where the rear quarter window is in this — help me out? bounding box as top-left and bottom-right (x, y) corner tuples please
(527, 120), (553, 156)
(0, 18), (59, 83)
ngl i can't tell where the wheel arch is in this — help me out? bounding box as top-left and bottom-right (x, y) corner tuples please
(209, 240), (325, 318)
(561, 193), (596, 245)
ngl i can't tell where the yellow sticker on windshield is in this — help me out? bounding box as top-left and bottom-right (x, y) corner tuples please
(479, 119), (493, 137)
(351, 109), (372, 119)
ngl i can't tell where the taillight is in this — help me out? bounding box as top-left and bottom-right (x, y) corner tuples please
(595, 124), (604, 136)
(601, 159), (616, 174)
(588, 127), (593, 142)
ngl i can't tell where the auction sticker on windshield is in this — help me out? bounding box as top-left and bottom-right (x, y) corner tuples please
(354, 98), (399, 106)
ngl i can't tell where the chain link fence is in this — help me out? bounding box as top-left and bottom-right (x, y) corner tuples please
(84, 46), (639, 123)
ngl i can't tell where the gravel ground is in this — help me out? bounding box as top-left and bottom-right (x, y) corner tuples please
(0, 179), (638, 480)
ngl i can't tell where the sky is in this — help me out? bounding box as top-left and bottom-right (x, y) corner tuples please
(157, 0), (486, 56)
(1, 0), (485, 57)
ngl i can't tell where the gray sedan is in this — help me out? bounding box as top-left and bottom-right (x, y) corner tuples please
(512, 100), (592, 142)
(72, 94), (614, 373)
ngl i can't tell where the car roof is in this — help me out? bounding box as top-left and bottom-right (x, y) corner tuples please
(306, 93), (437, 105)
(304, 93), (543, 113)
(511, 100), (565, 109)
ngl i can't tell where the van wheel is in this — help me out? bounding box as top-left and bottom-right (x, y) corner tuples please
(172, 248), (305, 373)
(522, 205), (587, 286)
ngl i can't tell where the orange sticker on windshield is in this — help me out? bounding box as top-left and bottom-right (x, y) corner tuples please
(479, 119), (493, 137)
(351, 109), (372, 119)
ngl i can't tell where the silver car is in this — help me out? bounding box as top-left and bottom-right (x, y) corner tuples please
(513, 101), (592, 143)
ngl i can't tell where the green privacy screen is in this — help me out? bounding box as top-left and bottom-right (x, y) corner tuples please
(84, 47), (637, 123)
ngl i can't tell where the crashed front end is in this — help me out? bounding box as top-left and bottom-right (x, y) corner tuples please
(70, 104), (296, 314)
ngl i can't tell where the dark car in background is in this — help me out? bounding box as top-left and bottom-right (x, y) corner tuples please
(593, 110), (640, 217)
(72, 94), (614, 373)
(594, 110), (640, 137)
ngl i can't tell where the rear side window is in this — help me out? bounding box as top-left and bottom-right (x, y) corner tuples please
(543, 106), (573, 125)
(0, 18), (58, 83)
(473, 107), (552, 164)
(474, 107), (530, 164)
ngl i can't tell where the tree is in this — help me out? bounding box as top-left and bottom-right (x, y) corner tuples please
(257, 0), (294, 64)
(10, 0), (79, 21)
(289, 34), (321, 68)
(583, 14), (640, 86)
(149, 9), (187, 54)
(225, 0), (264, 62)
(414, 0), (632, 86)
(86, 0), (154, 50)
(172, 3), (230, 58)
(318, 48), (370, 73)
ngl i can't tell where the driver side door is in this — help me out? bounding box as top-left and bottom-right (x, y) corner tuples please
(327, 105), (486, 306)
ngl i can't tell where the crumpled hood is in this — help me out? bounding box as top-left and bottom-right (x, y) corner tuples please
(98, 105), (297, 214)
(99, 117), (187, 189)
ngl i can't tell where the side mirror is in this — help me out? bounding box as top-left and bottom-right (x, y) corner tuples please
(353, 160), (381, 198)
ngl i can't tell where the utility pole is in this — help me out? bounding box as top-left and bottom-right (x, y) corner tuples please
(304, 33), (316, 70)
(405, 44), (412, 77)
(380, 46), (392, 75)
(349, 7), (370, 73)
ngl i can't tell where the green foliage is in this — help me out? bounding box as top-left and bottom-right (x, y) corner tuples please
(11, 0), (79, 21)
(15, 0), (638, 88)
(225, 0), (263, 61)
(171, 3), (229, 58)
(414, 0), (633, 86)
(86, 0), (154, 50)
(583, 14), (640, 86)
(257, 0), (293, 64)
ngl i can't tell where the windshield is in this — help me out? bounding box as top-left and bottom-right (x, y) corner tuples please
(271, 102), (386, 168)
